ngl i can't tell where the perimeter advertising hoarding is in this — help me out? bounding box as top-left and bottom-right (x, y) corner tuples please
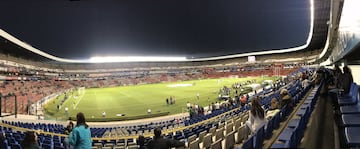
(248, 56), (256, 62)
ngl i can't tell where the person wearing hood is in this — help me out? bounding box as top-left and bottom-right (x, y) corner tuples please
(280, 89), (292, 108)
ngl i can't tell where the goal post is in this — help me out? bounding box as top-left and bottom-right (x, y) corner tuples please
(78, 87), (86, 95)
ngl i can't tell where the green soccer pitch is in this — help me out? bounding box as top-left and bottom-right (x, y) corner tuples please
(44, 76), (278, 121)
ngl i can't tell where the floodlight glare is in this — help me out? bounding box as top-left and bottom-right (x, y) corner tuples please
(89, 56), (187, 63)
(338, 0), (360, 32)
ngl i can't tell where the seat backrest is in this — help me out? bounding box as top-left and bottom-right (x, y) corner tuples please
(215, 127), (225, 140)
(202, 133), (212, 149)
(198, 131), (206, 142)
(242, 114), (249, 124)
(237, 125), (246, 143)
(188, 134), (197, 144)
(210, 138), (223, 149)
(235, 119), (242, 130)
(218, 123), (225, 129)
(127, 142), (136, 146)
(94, 142), (103, 148)
(189, 139), (200, 149)
(254, 126), (265, 149)
(209, 127), (216, 134)
(225, 130), (235, 149)
(104, 143), (114, 147)
(226, 123), (234, 135)
(127, 145), (138, 149)
(114, 145), (126, 149)
(242, 135), (254, 149)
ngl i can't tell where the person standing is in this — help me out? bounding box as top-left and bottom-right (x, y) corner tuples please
(68, 112), (91, 149)
(341, 66), (354, 94)
(246, 97), (266, 133)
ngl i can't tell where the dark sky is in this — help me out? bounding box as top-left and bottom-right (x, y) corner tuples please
(0, 0), (310, 59)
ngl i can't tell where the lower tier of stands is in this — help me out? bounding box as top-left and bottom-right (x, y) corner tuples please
(0, 76), (316, 149)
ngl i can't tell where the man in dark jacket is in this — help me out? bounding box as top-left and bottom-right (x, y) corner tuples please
(147, 127), (185, 149)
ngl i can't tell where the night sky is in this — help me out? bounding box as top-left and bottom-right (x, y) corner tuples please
(0, 0), (310, 59)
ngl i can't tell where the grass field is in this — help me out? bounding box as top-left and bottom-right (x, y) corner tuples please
(44, 76), (277, 121)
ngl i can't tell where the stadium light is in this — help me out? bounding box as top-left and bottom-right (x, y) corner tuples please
(89, 56), (187, 63)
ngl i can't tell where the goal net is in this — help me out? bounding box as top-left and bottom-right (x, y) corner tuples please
(73, 87), (86, 99)
(78, 87), (86, 95)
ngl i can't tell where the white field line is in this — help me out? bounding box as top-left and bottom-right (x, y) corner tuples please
(73, 89), (86, 109)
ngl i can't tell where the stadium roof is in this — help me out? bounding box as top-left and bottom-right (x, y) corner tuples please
(0, 0), (330, 63)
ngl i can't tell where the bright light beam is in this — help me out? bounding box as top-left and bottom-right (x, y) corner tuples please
(89, 56), (186, 63)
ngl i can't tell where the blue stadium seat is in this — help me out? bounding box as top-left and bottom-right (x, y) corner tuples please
(338, 83), (359, 106)
(340, 104), (360, 114)
(345, 127), (360, 147)
(254, 126), (265, 149)
(265, 117), (274, 139)
(341, 114), (360, 127)
(270, 143), (286, 148)
(340, 86), (360, 114)
(242, 135), (254, 149)
(11, 143), (21, 149)
(278, 128), (296, 148)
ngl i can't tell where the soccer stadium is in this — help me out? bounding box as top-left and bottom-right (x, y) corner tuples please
(0, 0), (359, 148)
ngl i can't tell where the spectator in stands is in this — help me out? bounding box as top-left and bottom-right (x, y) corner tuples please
(147, 127), (185, 149)
(68, 112), (91, 149)
(21, 131), (39, 149)
(341, 66), (353, 94)
(0, 133), (6, 149)
(269, 98), (279, 110)
(302, 78), (310, 89)
(65, 121), (74, 135)
(246, 97), (266, 133)
(267, 98), (281, 120)
(334, 65), (343, 89)
(138, 135), (148, 149)
(280, 89), (293, 108)
(240, 95), (247, 106)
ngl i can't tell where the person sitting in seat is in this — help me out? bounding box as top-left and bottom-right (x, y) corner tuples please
(138, 135), (148, 149)
(21, 131), (39, 149)
(269, 98), (279, 110)
(267, 98), (280, 120)
(280, 89), (292, 108)
(147, 127), (185, 149)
